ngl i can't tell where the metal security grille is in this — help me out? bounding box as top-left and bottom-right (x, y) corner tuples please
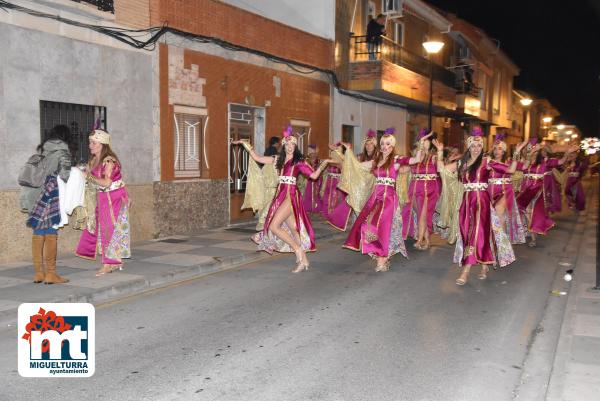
(71, 0), (115, 13)
(39, 101), (107, 164)
(174, 112), (205, 178)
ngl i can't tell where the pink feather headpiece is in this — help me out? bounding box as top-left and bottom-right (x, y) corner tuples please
(466, 126), (485, 148)
(282, 125), (297, 145)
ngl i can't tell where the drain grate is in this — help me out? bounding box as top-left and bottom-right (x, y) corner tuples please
(158, 238), (188, 243)
(225, 227), (257, 234)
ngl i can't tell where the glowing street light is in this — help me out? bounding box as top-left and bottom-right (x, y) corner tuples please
(422, 41), (445, 54)
(557, 124), (565, 130)
(422, 40), (445, 131)
(520, 98), (533, 106)
(542, 116), (553, 123)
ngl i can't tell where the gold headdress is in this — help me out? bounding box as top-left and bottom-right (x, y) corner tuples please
(89, 129), (111, 146)
(281, 125), (297, 145)
(466, 127), (484, 149)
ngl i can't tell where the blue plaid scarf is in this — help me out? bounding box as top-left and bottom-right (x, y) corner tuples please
(27, 175), (60, 230)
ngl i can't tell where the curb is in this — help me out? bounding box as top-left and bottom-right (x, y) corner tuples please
(545, 179), (599, 401)
(0, 229), (348, 327)
(513, 179), (595, 401)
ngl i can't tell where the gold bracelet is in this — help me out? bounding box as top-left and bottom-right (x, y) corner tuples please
(87, 175), (97, 185)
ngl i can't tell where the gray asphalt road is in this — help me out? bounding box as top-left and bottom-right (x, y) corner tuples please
(1, 213), (577, 401)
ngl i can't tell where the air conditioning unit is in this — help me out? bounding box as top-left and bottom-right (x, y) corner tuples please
(382, 0), (402, 15)
(458, 46), (470, 60)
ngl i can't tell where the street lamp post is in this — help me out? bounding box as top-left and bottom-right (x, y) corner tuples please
(520, 97), (533, 141)
(422, 41), (445, 132)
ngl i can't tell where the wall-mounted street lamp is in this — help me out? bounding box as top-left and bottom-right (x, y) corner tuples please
(520, 98), (533, 106)
(422, 40), (445, 131)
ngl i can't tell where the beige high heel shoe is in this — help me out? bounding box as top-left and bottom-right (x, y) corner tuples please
(292, 261), (309, 273)
(292, 250), (309, 273)
(478, 265), (489, 280)
(456, 266), (471, 286)
(374, 258), (390, 272)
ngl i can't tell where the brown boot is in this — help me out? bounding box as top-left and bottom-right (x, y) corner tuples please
(43, 234), (69, 284)
(32, 234), (45, 283)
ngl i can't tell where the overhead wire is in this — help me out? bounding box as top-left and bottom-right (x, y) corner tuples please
(0, 0), (425, 112)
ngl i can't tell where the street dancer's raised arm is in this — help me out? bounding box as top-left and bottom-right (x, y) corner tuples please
(231, 140), (275, 165)
(432, 139), (457, 173)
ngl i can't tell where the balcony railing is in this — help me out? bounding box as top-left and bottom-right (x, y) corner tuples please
(350, 35), (456, 89)
(71, 0), (114, 13)
(455, 79), (480, 97)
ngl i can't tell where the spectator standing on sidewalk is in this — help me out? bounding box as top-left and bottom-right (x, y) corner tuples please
(76, 129), (131, 277)
(20, 125), (72, 284)
(366, 14), (386, 61)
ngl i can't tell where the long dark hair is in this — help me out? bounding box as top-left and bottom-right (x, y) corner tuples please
(459, 150), (483, 176)
(275, 144), (304, 171)
(533, 151), (544, 166)
(493, 147), (508, 163)
(38, 124), (71, 152)
(360, 141), (378, 162)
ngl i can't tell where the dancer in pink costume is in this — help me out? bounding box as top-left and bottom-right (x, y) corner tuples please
(343, 128), (429, 272)
(433, 128), (527, 286)
(320, 144), (353, 231)
(564, 151), (588, 212)
(232, 126), (330, 273)
(516, 139), (577, 247)
(302, 144), (323, 214)
(541, 147), (563, 214)
(401, 128), (440, 250)
(488, 133), (526, 244)
(76, 129), (131, 277)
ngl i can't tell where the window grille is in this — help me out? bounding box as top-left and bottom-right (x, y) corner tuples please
(39, 100), (107, 164)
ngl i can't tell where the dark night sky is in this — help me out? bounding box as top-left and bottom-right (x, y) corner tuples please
(426, 0), (600, 137)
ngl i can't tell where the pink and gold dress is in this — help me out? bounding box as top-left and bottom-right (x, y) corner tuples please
(453, 158), (515, 267)
(344, 156), (410, 258)
(302, 158), (323, 214)
(401, 153), (440, 239)
(564, 159), (588, 211)
(516, 159), (560, 235)
(76, 158), (130, 266)
(255, 159), (316, 253)
(487, 161), (526, 244)
(320, 165), (352, 231)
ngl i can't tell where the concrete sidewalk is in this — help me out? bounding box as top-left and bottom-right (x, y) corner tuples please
(543, 178), (600, 401)
(0, 217), (345, 326)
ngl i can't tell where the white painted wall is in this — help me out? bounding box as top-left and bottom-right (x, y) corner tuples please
(332, 91), (409, 154)
(220, 0), (336, 40)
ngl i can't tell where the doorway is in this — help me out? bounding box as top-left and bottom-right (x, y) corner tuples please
(228, 104), (266, 224)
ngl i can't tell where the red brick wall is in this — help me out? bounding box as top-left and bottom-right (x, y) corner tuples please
(159, 44), (331, 181)
(150, 0), (333, 71)
(115, 0), (150, 28)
